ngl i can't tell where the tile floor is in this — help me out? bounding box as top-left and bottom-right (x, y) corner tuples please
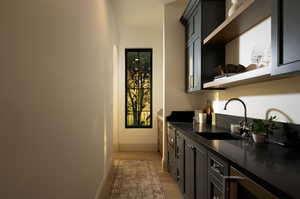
(111, 152), (182, 199)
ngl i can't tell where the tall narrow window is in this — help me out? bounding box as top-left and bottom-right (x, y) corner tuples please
(125, 49), (152, 128)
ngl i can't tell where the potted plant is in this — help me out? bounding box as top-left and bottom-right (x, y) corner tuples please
(250, 116), (277, 143)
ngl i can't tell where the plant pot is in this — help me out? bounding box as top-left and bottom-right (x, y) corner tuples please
(252, 133), (267, 143)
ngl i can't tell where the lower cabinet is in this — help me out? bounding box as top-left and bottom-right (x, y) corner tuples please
(167, 126), (229, 199)
(168, 147), (177, 180)
(207, 152), (229, 199)
(184, 138), (208, 199)
(184, 139), (195, 199)
(208, 174), (224, 199)
(195, 144), (208, 199)
(176, 132), (185, 193)
(168, 126), (279, 199)
(167, 125), (177, 180)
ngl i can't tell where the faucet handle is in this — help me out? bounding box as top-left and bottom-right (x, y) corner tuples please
(239, 120), (245, 128)
(239, 120), (250, 137)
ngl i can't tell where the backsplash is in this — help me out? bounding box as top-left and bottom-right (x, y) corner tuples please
(166, 111), (300, 147)
(216, 114), (300, 147)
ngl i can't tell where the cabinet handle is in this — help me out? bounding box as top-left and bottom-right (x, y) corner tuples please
(211, 162), (224, 176)
(212, 165), (221, 175)
(187, 144), (196, 151)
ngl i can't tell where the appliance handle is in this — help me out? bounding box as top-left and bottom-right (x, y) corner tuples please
(210, 159), (224, 176)
(223, 176), (245, 199)
(223, 176), (245, 180)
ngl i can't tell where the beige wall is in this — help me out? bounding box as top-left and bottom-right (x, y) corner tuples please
(162, 0), (205, 168)
(164, 0), (204, 117)
(211, 76), (300, 124)
(203, 3), (300, 124)
(0, 0), (117, 199)
(113, 0), (164, 151)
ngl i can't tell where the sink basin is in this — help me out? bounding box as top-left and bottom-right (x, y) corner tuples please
(197, 133), (241, 140)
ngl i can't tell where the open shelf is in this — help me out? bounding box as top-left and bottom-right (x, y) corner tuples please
(203, 67), (271, 88)
(203, 0), (272, 45)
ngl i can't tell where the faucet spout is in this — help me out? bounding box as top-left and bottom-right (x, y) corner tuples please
(224, 98), (248, 125)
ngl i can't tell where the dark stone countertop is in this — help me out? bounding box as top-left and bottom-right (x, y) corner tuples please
(170, 122), (300, 199)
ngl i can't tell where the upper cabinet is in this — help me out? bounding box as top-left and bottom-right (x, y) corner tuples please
(186, 7), (201, 43)
(272, 0), (300, 76)
(180, 0), (300, 89)
(181, 0), (225, 92)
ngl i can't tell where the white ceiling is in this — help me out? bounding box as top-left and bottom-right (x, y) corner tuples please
(112, 0), (181, 29)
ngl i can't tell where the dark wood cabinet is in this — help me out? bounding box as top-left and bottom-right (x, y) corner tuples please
(227, 167), (279, 199)
(207, 152), (229, 199)
(187, 38), (202, 90)
(272, 0), (300, 76)
(208, 174), (224, 199)
(184, 139), (195, 199)
(176, 132), (185, 193)
(195, 143), (208, 199)
(167, 124), (284, 199)
(167, 125), (177, 180)
(184, 138), (208, 199)
(185, 1), (202, 91)
(181, 0), (225, 92)
(186, 7), (201, 44)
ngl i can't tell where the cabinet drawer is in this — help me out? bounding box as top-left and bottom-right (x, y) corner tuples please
(208, 152), (229, 182)
(208, 173), (224, 199)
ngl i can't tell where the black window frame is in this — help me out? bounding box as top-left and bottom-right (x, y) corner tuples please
(125, 48), (153, 129)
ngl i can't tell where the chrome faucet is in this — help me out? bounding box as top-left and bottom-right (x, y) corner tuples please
(224, 98), (249, 136)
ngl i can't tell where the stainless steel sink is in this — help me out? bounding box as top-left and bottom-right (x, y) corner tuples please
(197, 133), (241, 140)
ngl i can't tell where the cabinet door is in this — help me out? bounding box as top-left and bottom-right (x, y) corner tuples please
(187, 43), (194, 90)
(184, 140), (208, 199)
(187, 18), (194, 42)
(184, 140), (195, 199)
(176, 133), (185, 193)
(193, 37), (201, 90)
(193, 8), (201, 38)
(272, 0), (300, 75)
(185, 2), (202, 92)
(195, 144), (207, 199)
(167, 126), (176, 180)
(187, 38), (201, 91)
(186, 4), (200, 43)
(169, 148), (177, 180)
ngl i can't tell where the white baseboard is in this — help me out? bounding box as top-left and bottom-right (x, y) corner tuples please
(119, 144), (158, 151)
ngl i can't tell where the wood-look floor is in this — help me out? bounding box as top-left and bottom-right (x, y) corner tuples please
(111, 152), (183, 199)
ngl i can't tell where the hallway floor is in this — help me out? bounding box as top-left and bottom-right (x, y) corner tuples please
(109, 152), (182, 199)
